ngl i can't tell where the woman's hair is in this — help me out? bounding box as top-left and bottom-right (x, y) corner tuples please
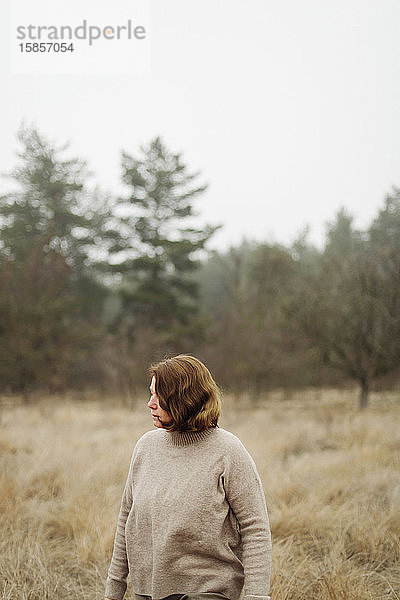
(149, 354), (221, 432)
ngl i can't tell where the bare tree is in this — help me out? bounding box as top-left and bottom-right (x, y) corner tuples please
(296, 205), (400, 409)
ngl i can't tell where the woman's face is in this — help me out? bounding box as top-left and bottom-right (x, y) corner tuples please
(148, 376), (172, 428)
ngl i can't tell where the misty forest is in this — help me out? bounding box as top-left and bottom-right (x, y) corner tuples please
(1, 125), (400, 409)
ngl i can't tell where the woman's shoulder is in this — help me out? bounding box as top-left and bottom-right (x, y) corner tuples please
(135, 428), (164, 447)
(131, 426), (248, 456)
(127, 429), (164, 459)
(212, 426), (250, 454)
(213, 427), (258, 466)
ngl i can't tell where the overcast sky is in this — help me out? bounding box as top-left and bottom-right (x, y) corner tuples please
(1, 0), (400, 252)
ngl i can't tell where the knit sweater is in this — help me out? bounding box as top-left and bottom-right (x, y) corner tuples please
(105, 426), (272, 600)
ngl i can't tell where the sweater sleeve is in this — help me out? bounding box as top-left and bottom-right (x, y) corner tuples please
(104, 449), (135, 600)
(223, 438), (272, 600)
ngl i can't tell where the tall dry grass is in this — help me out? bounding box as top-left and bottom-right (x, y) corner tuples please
(0, 389), (399, 599)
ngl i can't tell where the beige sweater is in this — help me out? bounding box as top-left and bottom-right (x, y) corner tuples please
(105, 426), (272, 600)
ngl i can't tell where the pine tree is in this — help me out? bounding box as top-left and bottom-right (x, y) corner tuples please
(112, 136), (219, 350)
(0, 125), (119, 393)
(0, 124), (120, 276)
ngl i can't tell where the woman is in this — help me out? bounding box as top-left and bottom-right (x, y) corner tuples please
(105, 354), (272, 600)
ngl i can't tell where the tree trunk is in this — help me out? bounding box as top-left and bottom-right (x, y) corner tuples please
(359, 380), (369, 410)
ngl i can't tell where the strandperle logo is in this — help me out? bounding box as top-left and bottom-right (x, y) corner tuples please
(16, 19), (146, 46)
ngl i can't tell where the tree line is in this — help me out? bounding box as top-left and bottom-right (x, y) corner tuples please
(1, 125), (399, 409)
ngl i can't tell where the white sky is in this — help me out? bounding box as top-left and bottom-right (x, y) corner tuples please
(1, 0), (400, 252)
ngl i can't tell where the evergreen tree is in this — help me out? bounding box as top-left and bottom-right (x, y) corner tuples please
(0, 125), (119, 393)
(112, 136), (219, 350)
(0, 124), (120, 278)
(0, 236), (83, 394)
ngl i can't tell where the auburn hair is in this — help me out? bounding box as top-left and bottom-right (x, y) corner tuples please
(149, 354), (221, 432)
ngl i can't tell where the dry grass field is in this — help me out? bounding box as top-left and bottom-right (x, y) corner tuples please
(0, 389), (399, 600)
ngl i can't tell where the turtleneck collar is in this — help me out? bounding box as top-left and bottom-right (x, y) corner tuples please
(164, 426), (218, 447)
